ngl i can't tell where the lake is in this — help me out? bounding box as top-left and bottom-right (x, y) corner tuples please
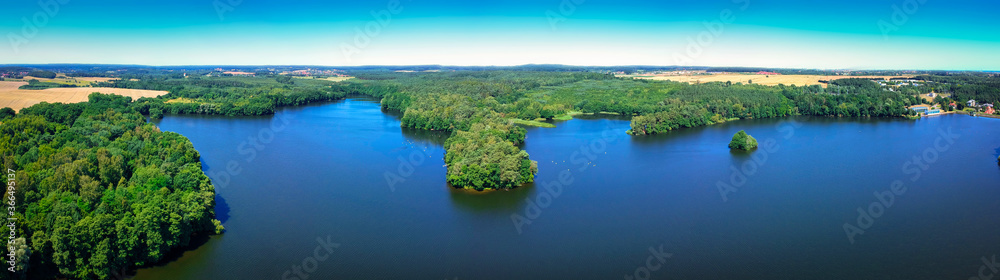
(139, 98), (1000, 280)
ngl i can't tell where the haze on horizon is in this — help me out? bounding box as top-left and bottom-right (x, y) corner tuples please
(2, 0), (999, 71)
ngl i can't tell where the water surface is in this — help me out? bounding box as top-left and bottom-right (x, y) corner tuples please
(140, 98), (1000, 280)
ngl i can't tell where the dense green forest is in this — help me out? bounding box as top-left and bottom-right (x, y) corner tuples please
(1, 94), (222, 279)
(27, 70), (58, 79)
(95, 75), (350, 116)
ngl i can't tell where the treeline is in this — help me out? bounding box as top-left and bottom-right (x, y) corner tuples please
(0, 93), (222, 279)
(629, 80), (918, 135)
(27, 70), (57, 79)
(18, 79), (78, 90)
(95, 75), (351, 117)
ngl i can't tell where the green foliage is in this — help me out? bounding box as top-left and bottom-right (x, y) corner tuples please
(149, 108), (164, 119)
(625, 81), (917, 135)
(918, 74), (1000, 104)
(28, 70), (58, 79)
(444, 119), (536, 191)
(19, 79), (77, 90)
(2, 94), (219, 279)
(276, 75), (294, 85)
(728, 130), (758, 150)
(97, 75), (348, 117)
(0, 107), (15, 120)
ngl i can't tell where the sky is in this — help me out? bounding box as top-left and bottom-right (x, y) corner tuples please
(1, 0), (999, 70)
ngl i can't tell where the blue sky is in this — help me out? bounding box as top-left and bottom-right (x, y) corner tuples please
(1, 0), (999, 70)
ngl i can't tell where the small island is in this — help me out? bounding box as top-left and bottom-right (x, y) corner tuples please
(729, 130), (758, 151)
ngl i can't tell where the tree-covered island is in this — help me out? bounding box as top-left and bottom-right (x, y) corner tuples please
(729, 130), (759, 150)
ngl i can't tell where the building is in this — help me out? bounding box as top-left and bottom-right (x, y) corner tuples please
(968, 100), (978, 107)
(986, 104), (995, 115)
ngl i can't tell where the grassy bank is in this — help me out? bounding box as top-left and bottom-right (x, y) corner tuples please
(511, 118), (556, 128)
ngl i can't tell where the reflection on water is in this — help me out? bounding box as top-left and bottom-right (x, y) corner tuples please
(400, 127), (450, 147)
(214, 194), (231, 224)
(448, 183), (535, 213)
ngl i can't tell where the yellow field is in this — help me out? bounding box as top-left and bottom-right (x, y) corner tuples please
(624, 74), (914, 88)
(13, 75), (115, 87)
(292, 76), (354, 82)
(0, 81), (166, 112)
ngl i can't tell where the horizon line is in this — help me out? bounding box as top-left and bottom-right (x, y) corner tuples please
(1, 63), (996, 72)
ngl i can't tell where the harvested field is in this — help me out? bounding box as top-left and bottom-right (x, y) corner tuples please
(15, 76), (115, 86)
(0, 81), (166, 112)
(292, 76), (354, 82)
(623, 74), (914, 87)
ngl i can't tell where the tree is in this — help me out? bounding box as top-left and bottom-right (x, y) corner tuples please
(150, 107), (164, 119)
(0, 107), (14, 120)
(276, 75), (294, 84)
(729, 130), (758, 150)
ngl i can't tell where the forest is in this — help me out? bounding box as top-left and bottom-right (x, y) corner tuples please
(94, 75), (351, 117)
(0, 93), (222, 280)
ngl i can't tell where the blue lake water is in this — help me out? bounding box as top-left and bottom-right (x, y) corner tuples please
(139, 98), (1000, 279)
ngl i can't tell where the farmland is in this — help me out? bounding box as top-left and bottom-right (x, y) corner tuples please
(623, 73), (914, 87)
(0, 81), (166, 111)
